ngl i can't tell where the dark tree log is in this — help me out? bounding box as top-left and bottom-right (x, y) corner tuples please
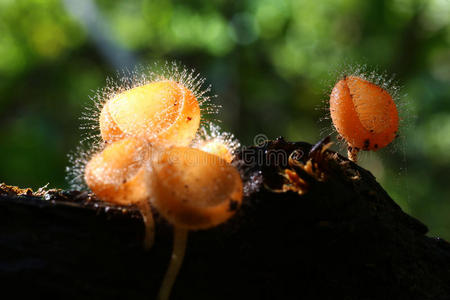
(0, 138), (449, 300)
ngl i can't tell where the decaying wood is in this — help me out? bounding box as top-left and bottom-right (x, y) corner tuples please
(0, 138), (449, 300)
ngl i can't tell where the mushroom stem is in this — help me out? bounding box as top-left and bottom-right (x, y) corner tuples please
(348, 147), (359, 163)
(157, 227), (189, 300)
(136, 201), (155, 250)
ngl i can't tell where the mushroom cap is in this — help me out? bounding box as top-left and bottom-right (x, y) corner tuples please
(330, 76), (399, 151)
(100, 80), (201, 147)
(198, 139), (234, 163)
(99, 101), (124, 142)
(84, 137), (150, 205)
(150, 147), (243, 230)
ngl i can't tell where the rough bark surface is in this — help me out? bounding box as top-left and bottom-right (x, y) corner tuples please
(1, 138), (449, 300)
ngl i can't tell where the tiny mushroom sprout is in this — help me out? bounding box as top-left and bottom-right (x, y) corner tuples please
(150, 147), (243, 300)
(329, 75), (399, 162)
(192, 123), (240, 163)
(197, 139), (235, 163)
(84, 137), (155, 248)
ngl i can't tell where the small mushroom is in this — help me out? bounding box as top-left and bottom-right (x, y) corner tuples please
(150, 147), (243, 300)
(192, 123), (240, 163)
(329, 75), (399, 162)
(84, 137), (155, 248)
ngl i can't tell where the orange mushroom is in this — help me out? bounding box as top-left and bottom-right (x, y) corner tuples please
(192, 123), (240, 163)
(197, 139), (235, 163)
(329, 75), (399, 162)
(150, 147), (243, 300)
(100, 80), (201, 147)
(84, 137), (155, 248)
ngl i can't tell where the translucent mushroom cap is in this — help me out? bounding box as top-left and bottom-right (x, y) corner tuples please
(330, 76), (399, 151)
(150, 147), (243, 230)
(100, 80), (201, 147)
(84, 137), (150, 205)
(192, 123), (240, 163)
(198, 140), (234, 163)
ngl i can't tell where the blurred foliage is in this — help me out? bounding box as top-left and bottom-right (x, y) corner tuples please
(0, 0), (449, 239)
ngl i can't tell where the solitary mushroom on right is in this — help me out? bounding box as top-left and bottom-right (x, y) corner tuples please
(329, 75), (399, 162)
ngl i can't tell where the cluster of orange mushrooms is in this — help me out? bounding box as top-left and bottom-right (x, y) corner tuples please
(80, 66), (399, 300)
(83, 77), (243, 300)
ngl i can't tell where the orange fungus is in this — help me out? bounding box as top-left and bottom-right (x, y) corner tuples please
(100, 80), (201, 147)
(150, 147), (243, 230)
(330, 75), (399, 152)
(197, 139), (234, 163)
(84, 137), (150, 205)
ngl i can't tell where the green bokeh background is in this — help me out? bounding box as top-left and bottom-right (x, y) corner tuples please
(0, 0), (449, 239)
